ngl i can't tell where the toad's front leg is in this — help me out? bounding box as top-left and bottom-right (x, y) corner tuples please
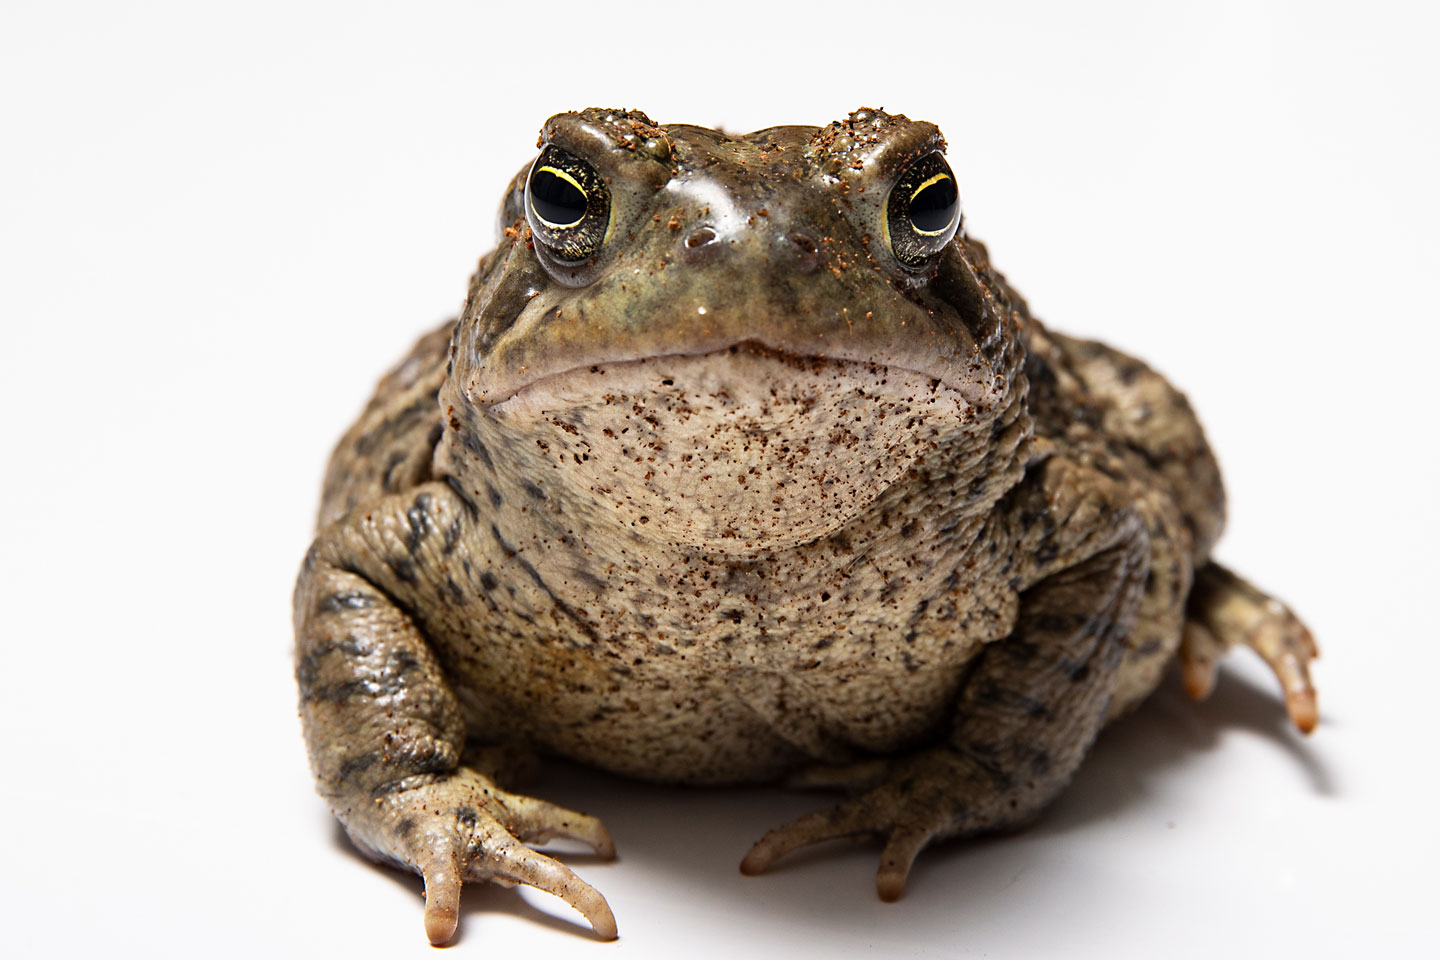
(743, 456), (1149, 899)
(295, 484), (617, 943)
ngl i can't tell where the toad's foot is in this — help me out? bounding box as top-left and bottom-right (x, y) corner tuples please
(1180, 562), (1319, 734)
(346, 766), (617, 944)
(741, 749), (1014, 902)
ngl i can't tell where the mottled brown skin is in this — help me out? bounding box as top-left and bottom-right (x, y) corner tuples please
(295, 108), (1318, 944)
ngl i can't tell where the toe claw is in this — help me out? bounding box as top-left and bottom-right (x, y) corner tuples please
(876, 872), (907, 902)
(1179, 621), (1223, 701)
(422, 855), (462, 945)
(1286, 686), (1319, 735)
(876, 825), (930, 902)
(1270, 650), (1318, 734)
(583, 820), (617, 861)
(739, 835), (779, 876)
(577, 890), (618, 940)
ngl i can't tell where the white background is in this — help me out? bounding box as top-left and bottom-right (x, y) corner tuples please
(3, 1), (1436, 957)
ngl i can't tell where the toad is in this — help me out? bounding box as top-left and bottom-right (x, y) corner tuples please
(295, 107), (1318, 944)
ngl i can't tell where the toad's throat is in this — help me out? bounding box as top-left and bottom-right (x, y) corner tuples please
(472, 343), (984, 553)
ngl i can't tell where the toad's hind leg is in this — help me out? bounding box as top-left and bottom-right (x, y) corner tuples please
(1180, 562), (1319, 733)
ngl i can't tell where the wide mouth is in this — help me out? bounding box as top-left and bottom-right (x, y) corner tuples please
(476, 338), (989, 415)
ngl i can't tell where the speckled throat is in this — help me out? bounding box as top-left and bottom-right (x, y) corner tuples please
(480, 342), (995, 549)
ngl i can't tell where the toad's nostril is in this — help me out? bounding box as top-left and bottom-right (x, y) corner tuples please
(789, 232), (819, 255)
(787, 231), (822, 273)
(685, 226), (717, 249)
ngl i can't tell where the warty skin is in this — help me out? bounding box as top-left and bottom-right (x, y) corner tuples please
(295, 107), (1319, 944)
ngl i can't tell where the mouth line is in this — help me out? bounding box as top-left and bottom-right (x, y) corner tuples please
(478, 338), (975, 412)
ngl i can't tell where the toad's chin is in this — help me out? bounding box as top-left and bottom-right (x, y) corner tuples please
(477, 342), (981, 554)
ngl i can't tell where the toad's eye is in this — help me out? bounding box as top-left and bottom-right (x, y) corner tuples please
(885, 152), (962, 267)
(525, 146), (610, 262)
(530, 166), (587, 226)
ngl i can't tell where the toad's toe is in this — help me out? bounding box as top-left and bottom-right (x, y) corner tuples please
(1184, 563), (1320, 734)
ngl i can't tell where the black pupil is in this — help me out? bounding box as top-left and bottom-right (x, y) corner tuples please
(909, 176), (958, 234)
(531, 168), (587, 226)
